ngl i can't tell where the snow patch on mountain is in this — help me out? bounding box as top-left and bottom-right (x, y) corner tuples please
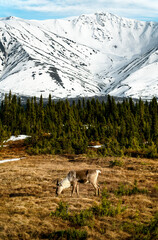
(110, 62), (158, 99)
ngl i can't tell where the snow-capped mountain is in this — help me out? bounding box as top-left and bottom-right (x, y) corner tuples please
(0, 13), (158, 100)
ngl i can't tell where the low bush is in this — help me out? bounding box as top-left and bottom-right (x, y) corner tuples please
(69, 209), (94, 227)
(115, 180), (148, 196)
(109, 159), (124, 167)
(122, 212), (158, 240)
(91, 197), (125, 217)
(50, 201), (69, 220)
(48, 228), (88, 240)
(146, 141), (158, 158)
(51, 201), (94, 227)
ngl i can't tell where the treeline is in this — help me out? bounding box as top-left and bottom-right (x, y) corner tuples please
(0, 92), (158, 157)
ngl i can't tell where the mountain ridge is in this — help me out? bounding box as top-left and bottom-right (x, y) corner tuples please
(0, 12), (158, 100)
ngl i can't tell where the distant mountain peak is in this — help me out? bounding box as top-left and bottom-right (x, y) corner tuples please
(0, 13), (158, 100)
(1, 16), (18, 21)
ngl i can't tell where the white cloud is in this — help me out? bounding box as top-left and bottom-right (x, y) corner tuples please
(0, 0), (157, 21)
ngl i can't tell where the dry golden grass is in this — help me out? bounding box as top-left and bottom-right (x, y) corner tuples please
(0, 141), (158, 239)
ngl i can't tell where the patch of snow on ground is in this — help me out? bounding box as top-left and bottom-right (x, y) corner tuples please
(5, 135), (30, 142)
(88, 145), (104, 148)
(0, 158), (21, 164)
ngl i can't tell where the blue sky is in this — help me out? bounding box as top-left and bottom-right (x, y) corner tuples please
(0, 0), (158, 22)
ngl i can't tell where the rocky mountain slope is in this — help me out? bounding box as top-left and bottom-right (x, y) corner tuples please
(0, 13), (158, 99)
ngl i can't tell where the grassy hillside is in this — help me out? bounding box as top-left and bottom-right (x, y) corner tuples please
(0, 140), (157, 239)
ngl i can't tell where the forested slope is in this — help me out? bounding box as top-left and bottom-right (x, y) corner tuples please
(0, 93), (158, 157)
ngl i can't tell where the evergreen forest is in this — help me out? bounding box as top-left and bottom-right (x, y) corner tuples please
(0, 92), (158, 158)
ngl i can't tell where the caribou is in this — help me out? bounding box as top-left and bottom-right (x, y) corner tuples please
(56, 169), (101, 196)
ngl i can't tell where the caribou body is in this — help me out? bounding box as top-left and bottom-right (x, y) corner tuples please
(56, 169), (101, 196)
